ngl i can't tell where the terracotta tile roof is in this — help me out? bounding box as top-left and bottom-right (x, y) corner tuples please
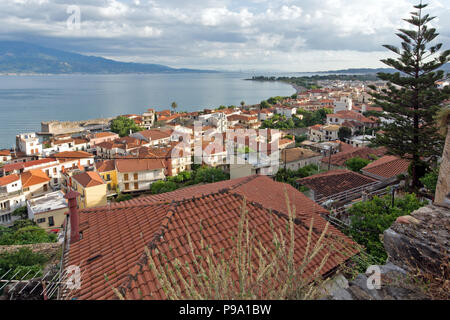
(1, 158), (57, 173)
(281, 148), (321, 163)
(321, 147), (387, 166)
(51, 151), (94, 162)
(115, 159), (166, 173)
(361, 156), (410, 179)
(73, 171), (105, 188)
(93, 132), (117, 138)
(64, 176), (358, 300)
(0, 174), (20, 186)
(20, 170), (50, 188)
(297, 169), (378, 199)
(0, 150), (12, 156)
(95, 160), (116, 173)
(136, 129), (171, 141)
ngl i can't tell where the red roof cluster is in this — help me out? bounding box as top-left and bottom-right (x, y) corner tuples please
(64, 175), (358, 300)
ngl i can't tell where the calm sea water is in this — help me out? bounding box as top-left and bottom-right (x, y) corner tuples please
(0, 73), (295, 149)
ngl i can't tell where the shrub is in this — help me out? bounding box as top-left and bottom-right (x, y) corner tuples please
(115, 193), (133, 203)
(345, 157), (371, 173)
(151, 180), (178, 195)
(346, 193), (426, 264)
(0, 248), (47, 280)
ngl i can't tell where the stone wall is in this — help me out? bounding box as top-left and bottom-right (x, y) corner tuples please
(40, 118), (114, 135)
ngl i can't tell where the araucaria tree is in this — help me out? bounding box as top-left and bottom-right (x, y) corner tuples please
(370, 1), (450, 189)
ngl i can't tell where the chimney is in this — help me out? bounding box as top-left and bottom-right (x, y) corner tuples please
(64, 190), (81, 244)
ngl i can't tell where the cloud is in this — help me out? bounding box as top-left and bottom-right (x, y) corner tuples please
(0, 0), (448, 71)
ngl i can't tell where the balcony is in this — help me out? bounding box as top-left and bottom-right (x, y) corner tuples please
(0, 189), (24, 201)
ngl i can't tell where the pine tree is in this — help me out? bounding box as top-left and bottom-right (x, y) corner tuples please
(369, 1), (450, 189)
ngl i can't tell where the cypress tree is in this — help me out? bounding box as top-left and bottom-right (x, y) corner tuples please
(369, 1), (450, 189)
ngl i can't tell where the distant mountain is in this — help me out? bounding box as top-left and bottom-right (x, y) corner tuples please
(319, 64), (450, 75)
(0, 41), (216, 74)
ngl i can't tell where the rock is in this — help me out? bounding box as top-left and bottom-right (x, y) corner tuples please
(396, 215), (420, 225)
(384, 204), (449, 275)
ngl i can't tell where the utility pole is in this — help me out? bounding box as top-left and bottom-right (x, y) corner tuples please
(327, 146), (333, 171)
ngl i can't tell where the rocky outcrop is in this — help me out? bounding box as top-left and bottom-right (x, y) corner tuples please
(435, 123), (450, 205)
(384, 204), (449, 275)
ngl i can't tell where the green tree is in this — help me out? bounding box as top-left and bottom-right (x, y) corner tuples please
(347, 193), (426, 263)
(171, 102), (178, 113)
(110, 116), (143, 137)
(369, 2), (450, 189)
(194, 167), (228, 184)
(0, 225), (56, 245)
(345, 157), (371, 173)
(12, 207), (28, 220)
(419, 167), (439, 194)
(0, 248), (48, 280)
(260, 100), (271, 109)
(338, 127), (352, 141)
(150, 180), (178, 194)
(240, 101), (245, 107)
(115, 193), (133, 202)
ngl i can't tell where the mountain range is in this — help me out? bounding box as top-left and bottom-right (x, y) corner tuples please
(319, 65), (450, 74)
(0, 41), (215, 74)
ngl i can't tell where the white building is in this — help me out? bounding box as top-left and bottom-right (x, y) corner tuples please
(16, 133), (42, 156)
(0, 174), (26, 226)
(349, 135), (375, 148)
(198, 113), (228, 133)
(275, 106), (297, 119)
(333, 96), (353, 113)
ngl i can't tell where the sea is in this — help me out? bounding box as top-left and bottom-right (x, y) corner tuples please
(0, 72), (296, 149)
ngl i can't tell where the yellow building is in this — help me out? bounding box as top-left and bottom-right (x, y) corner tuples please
(96, 160), (118, 196)
(71, 171), (107, 209)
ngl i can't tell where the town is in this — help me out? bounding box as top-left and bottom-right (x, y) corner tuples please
(1, 74), (448, 300)
(0, 0), (449, 305)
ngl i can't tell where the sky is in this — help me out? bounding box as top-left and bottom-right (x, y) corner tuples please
(0, 0), (449, 72)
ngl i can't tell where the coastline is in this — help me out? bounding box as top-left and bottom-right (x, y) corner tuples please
(0, 74), (295, 149)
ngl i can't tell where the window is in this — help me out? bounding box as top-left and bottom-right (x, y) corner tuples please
(134, 183), (139, 190)
(124, 183), (129, 190)
(53, 178), (58, 184)
(48, 216), (54, 227)
(107, 183), (111, 191)
(37, 218), (46, 224)
(43, 184), (48, 192)
(53, 168), (57, 173)
(106, 174), (111, 181)
(133, 173), (138, 180)
(45, 169), (50, 176)
(124, 174), (129, 181)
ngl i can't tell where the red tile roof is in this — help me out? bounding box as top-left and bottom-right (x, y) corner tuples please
(321, 147), (386, 167)
(63, 175), (358, 300)
(136, 129), (171, 141)
(297, 169), (378, 199)
(1, 158), (57, 173)
(95, 160), (116, 173)
(21, 170), (50, 188)
(115, 159), (166, 173)
(0, 150), (11, 156)
(51, 151), (94, 162)
(361, 156), (410, 179)
(0, 174), (20, 186)
(73, 172), (105, 188)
